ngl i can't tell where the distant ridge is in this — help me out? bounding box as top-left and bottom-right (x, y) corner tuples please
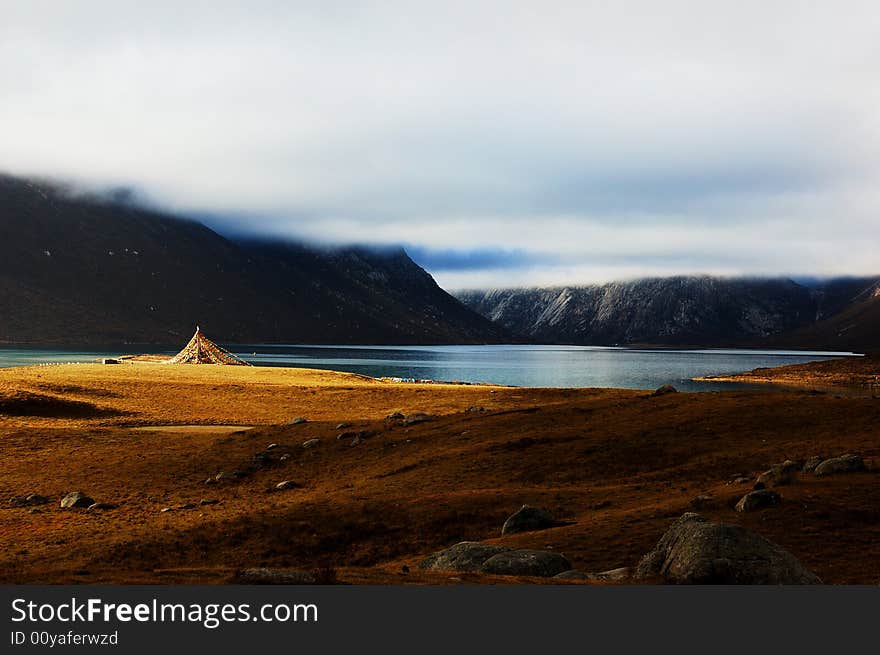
(0, 174), (509, 345)
(457, 276), (880, 352)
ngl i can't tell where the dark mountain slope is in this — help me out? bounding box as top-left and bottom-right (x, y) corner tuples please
(766, 280), (880, 353)
(0, 174), (507, 345)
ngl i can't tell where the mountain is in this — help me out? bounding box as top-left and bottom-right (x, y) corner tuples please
(456, 276), (880, 350)
(0, 174), (508, 345)
(766, 280), (880, 353)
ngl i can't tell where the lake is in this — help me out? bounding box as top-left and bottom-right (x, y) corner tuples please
(0, 344), (857, 391)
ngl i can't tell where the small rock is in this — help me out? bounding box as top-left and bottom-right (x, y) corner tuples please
(199, 499), (219, 506)
(480, 549), (572, 578)
(651, 384), (677, 397)
(465, 406), (485, 413)
(288, 417), (308, 425)
(275, 480), (301, 490)
(234, 568), (317, 585)
(731, 477), (751, 485)
(266, 443), (278, 450)
(337, 431), (356, 440)
(279, 454), (291, 461)
(160, 507), (175, 513)
(178, 503), (197, 510)
(27, 508), (42, 514)
(501, 505), (558, 535)
(87, 503), (118, 511)
(403, 413), (433, 425)
(735, 489), (781, 512)
(385, 411), (404, 420)
(756, 460), (800, 487)
(419, 542), (511, 572)
(336, 422), (352, 430)
(302, 438), (321, 449)
(634, 513), (820, 584)
(590, 567), (631, 581)
(60, 491), (94, 509)
(814, 454), (866, 476)
(690, 494), (716, 510)
(553, 570), (591, 580)
(10, 494), (49, 507)
(802, 456), (824, 473)
(350, 436), (364, 446)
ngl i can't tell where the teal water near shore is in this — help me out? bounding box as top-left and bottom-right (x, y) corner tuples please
(0, 344), (857, 391)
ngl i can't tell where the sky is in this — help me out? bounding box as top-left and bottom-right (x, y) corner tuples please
(1, 1), (879, 289)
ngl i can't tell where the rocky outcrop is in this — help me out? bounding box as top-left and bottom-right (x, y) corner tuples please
(501, 505), (558, 535)
(735, 489), (781, 512)
(635, 513), (821, 584)
(419, 542), (511, 572)
(480, 550), (572, 577)
(814, 454), (866, 476)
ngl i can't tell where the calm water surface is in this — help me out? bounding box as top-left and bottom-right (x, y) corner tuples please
(0, 344), (857, 391)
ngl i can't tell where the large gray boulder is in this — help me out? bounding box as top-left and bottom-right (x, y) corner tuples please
(635, 513), (821, 584)
(60, 491), (94, 509)
(501, 505), (558, 535)
(814, 454), (866, 476)
(480, 549), (572, 577)
(419, 542), (511, 572)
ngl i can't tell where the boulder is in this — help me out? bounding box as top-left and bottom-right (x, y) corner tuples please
(814, 454), (866, 476)
(403, 413), (433, 425)
(501, 505), (558, 535)
(634, 513), (821, 584)
(419, 542), (511, 572)
(735, 490), (781, 512)
(553, 570), (591, 580)
(689, 494), (717, 510)
(555, 567), (631, 582)
(234, 568), (317, 585)
(10, 494), (49, 507)
(802, 456), (824, 473)
(651, 384), (677, 397)
(756, 461), (800, 487)
(60, 491), (94, 509)
(480, 549), (572, 578)
(590, 567), (631, 581)
(87, 502), (118, 511)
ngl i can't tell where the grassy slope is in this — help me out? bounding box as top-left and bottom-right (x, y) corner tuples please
(1, 365), (879, 584)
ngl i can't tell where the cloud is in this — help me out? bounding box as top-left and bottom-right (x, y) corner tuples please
(1, 1), (879, 288)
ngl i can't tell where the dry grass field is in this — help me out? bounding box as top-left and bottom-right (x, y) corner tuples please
(1, 363), (879, 584)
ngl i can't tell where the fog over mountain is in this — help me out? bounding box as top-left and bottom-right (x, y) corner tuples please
(2, 2), (879, 288)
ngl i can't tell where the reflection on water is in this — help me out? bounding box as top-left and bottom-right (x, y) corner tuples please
(0, 343), (856, 391)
